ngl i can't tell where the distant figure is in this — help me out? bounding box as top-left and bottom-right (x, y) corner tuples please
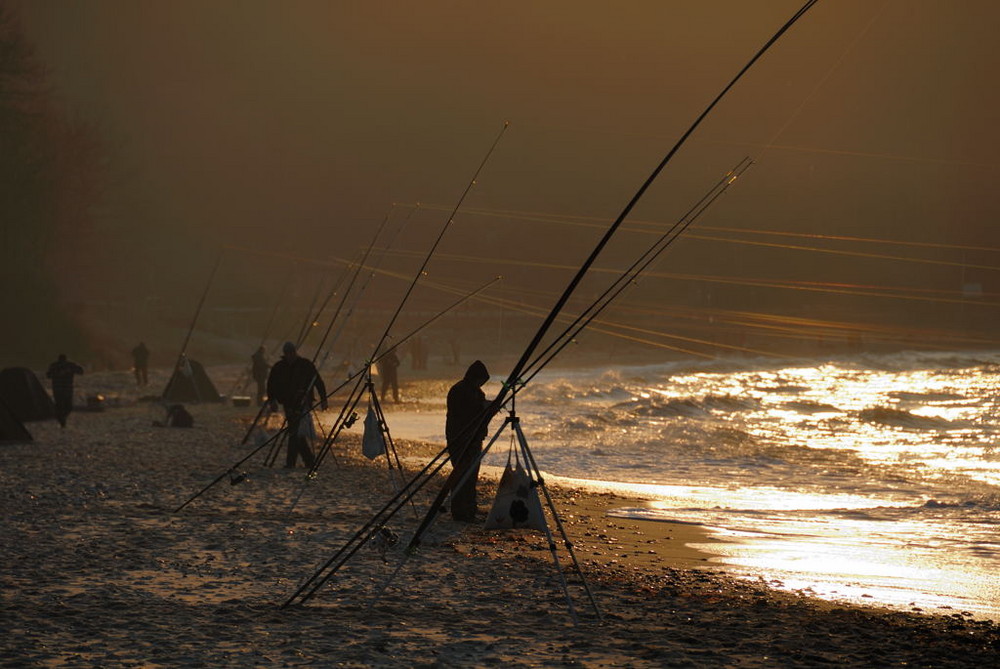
(409, 335), (428, 371)
(379, 349), (400, 403)
(445, 360), (493, 522)
(131, 342), (150, 387)
(251, 346), (269, 406)
(46, 354), (84, 428)
(267, 342), (327, 468)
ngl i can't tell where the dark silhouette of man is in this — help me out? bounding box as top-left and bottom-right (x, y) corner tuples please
(251, 346), (269, 405)
(379, 349), (400, 403)
(131, 342), (149, 387)
(445, 360), (493, 522)
(266, 342), (327, 468)
(46, 354), (83, 428)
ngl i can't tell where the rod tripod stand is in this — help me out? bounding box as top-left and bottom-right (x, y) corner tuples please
(359, 372), (410, 492)
(285, 404), (602, 624)
(401, 409), (601, 623)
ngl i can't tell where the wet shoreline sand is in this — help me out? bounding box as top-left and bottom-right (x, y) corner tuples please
(3, 392), (999, 666)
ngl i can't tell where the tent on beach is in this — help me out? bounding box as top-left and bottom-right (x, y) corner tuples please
(0, 395), (32, 443)
(0, 367), (55, 422)
(162, 357), (222, 403)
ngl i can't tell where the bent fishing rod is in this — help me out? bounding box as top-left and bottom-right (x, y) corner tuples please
(405, 1), (820, 551)
(173, 275), (500, 514)
(520, 158), (754, 384)
(282, 159), (751, 608)
(284, 1), (821, 607)
(305, 122), (510, 479)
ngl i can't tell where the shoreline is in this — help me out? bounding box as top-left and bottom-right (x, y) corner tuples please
(3, 396), (1000, 665)
(2, 366), (1000, 665)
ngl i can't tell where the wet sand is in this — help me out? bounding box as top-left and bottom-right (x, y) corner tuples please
(2, 368), (999, 666)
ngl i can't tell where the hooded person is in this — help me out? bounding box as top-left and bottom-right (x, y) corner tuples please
(266, 341), (328, 468)
(445, 359), (493, 522)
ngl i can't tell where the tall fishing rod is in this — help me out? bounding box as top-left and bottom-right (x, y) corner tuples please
(173, 275), (499, 514)
(239, 248), (373, 453)
(520, 158), (754, 382)
(406, 0), (820, 549)
(284, 3), (822, 607)
(282, 213), (398, 472)
(305, 123), (510, 478)
(314, 205), (415, 374)
(162, 250), (224, 401)
(282, 152), (748, 607)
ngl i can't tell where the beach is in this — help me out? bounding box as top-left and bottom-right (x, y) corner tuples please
(2, 368), (999, 667)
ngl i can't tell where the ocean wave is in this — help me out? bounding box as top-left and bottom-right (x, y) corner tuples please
(888, 391), (964, 403)
(781, 400), (841, 414)
(857, 407), (961, 430)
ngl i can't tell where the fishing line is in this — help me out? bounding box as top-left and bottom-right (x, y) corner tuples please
(174, 276), (500, 514)
(286, 1), (824, 606)
(303, 124), (510, 481)
(405, 203), (1000, 256)
(519, 158), (754, 380)
(162, 249), (224, 402)
(403, 0), (821, 554)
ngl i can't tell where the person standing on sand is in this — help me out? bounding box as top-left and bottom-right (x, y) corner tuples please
(378, 348), (400, 403)
(46, 354), (84, 428)
(131, 341), (149, 387)
(251, 346), (269, 406)
(266, 341), (328, 468)
(445, 360), (493, 522)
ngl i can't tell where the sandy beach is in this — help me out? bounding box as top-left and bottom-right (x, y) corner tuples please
(3, 368), (999, 667)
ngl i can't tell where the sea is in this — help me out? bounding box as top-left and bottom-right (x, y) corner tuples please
(386, 349), (1000, 621)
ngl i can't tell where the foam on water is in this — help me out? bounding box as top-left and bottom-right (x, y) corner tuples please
(385, 349), (1000, 620)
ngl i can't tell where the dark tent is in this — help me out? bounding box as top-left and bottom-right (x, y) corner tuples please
(0, 395), (32, 443)
(0, 367), (55, 422)
(162, 358), (222, 403)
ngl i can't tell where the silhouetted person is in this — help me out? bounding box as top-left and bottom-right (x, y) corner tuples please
(267, 341), (327, 468)
(131, 341), (150, 387)
(379, 349), (400, 403)
(446, 360), (493, 522)
(46, 354), (83, 428)
(251, 346), (269, 405)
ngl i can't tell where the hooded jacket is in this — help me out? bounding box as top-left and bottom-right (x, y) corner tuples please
(446, 360), (490, 444)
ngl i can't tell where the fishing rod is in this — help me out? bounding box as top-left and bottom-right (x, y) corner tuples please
(244, 212), (397, 471)
(403, 0), (820, 551)
(284, 212), (400, 473)
(284, 0), (822, 607)
(304, 122), (510, 479)
(313, 205), (416, 375)
(162, 250), (224, 402)
(173, 275), (500, 514)
(283, 160), (758, 605)
(518, 159), (755, 383)
(234, 249), (366, 451)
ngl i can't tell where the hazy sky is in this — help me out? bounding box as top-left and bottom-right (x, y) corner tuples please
(9, 0), (1000, 359)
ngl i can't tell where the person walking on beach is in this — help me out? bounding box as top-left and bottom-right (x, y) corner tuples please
(251, 346), (269, 406)
(131, 341), (149, 387)
(445, 360), (493, 522)
(378, 348), (400, 403)
(46, 354), (84, 428)
(266, 341), (327, 468)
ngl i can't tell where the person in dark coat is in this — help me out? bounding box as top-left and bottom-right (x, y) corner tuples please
(131, 342), (150, 387)
(251, 346), (269, 405)
(379, 349), (400, 403)
(266, 342), (327, 468)
(46, 354), (84, 428)
(445, 360), (493, 522)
